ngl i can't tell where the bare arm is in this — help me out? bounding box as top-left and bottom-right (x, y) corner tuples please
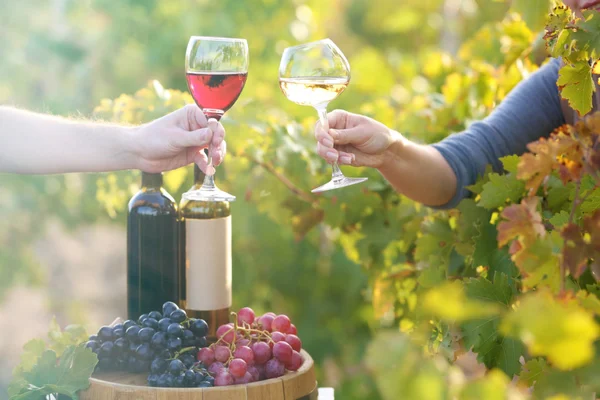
(0, 104), (226, 174)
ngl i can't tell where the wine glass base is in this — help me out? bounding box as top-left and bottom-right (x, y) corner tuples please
(183, 188), (236, 202)
(311, 176), (368, 193)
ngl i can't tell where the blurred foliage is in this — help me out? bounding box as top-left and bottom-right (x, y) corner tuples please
(4, 0), (600, 399)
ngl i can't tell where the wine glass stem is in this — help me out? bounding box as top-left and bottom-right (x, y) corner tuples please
(201, 145), (216, 190)
(316, 105), (344, 183)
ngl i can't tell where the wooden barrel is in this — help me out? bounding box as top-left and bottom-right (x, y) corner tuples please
(80, 349), (316, 400)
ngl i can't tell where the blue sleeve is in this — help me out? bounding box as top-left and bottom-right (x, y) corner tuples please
(431, 58), (565, 209)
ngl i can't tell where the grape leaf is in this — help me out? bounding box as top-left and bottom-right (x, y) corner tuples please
(557, 62), (594, 116)
(478, 157), (526, 211)
(510, 233), (562, 292)
(414, 219), (455, 270)
(518, 358), (547, 387)
(562, 210), (600, 278)
(549, 210), (570, 228)
(461, 273), (523, 376)
(497, 197), (545, 248)
(517, 132), (582, 194)
(576, 290), (600, 315)
(12, 345), (98, 400)
(500, 289), (600, 370)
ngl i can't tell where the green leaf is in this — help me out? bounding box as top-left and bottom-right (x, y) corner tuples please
(458, 369), (510, 400)
(461, 273), (523, 376)
(518, 358), (547, 387)
(549, 210), (570, 228)
(19, 345), (98, 400)
(499, 155), (521, 174)
(557, 62), (594, 116)
(580, 187), (600, 214)
(467, 165), (493, 195)
(478, 173), (525, 209)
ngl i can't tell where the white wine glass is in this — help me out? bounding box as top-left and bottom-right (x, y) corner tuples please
(279, 38), (367, 193)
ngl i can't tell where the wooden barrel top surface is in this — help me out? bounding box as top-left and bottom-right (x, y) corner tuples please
(80, 349), (316, 400)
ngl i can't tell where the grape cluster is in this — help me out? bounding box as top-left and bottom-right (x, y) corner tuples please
(84, 301), (213, 388)
(197, 307), (303, 386)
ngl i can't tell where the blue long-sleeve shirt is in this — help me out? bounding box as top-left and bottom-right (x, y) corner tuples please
(431, 58), (564, 209)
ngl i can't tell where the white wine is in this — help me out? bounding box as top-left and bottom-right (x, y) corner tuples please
(279, 77), (349, 107)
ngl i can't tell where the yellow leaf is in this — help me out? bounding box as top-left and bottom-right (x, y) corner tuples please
(458, 369), (510, 400)
(422, 281), (501, 322)
(500, 290), (600, 370)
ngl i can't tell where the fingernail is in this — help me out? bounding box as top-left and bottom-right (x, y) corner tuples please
(339, 155), (352, 165)
(326, 151), (338, 162)
(322, 138), (334, 148)
(329, 129), (339, 140)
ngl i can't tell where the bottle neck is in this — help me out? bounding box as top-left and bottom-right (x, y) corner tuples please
(141, 172), (163, 189)
(193, 164), (205, 185)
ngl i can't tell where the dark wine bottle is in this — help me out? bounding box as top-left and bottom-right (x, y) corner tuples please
(127, 172), (179, 320)
(179, 165), (232, 339)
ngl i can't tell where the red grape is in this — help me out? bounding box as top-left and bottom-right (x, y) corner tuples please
(214, 370), (235, 386)
(247, 365), (260, 382)
(252, 341), (272, 364)
(237, 338), (251, 347)
(237, 307), (256, 325)
(288, 324), (298, 335)
(208, 361), (226, 375)
(272, 331), (286, 343)
(265, 312), (276, 317)
(257, 314), (275, 332)
(256, 364), (267, 380)
(265, 358), (285, 379)
(234, 371), (254, 384)
(197, 347), (215, 366)
(285, 334), (302, 352)
(272, 315), (291, 333)
(286, 350), (303, 371)
(214, 345), (231, 363)
(216, 323), (235, 344)
(234, 345), (255, 365)
(273, 341), (293, 364)
(229, 358), (248, 378)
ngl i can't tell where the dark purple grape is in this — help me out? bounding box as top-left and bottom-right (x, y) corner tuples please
(129, 341), (138, 353)
(198, 380), (212, 387)
(151, 358), (168, 374)
(112, 327), (124, 339)
(167, 323), (183, 338)
(97, 326), (114, 342)
(183, 329), (194, 341)
(170, 309), (187, 323)
(151, 331), (167, 349)
(97, 358), (113, 370)
(133, 358), (150, 373)
(98, 341), (114, 359)
(169, 359), (185, 375)
(138, 313), (149, 325)
(196, 337), (208, 348)
(194, 371), (204, 385)
(190, 319), (208, 337)
(136, 343), (154, 361)
(114, 338), (129, 352)
(158, 318), (172, 333)
(184, 370), (195, 385)
(138, 327), (156, 343)
(165, 374), (175, 387)
(148, 311), (162, 320)
(204, 375), (214, 386)
(126, 325), (141, 343)
(85, 340), (99, 352)
(88, 334), (99, 342)
(143, 318), (159, 330)
(157, 349), (172, 359)
(147, 374), (159, 387)
(114, 358), (127, 370)
(180, 354), (195, 369)
(162, 301), (179, 317)
(157, 374), (169, 387)
(175, 374), (185, 387)
(123, 320), (137, 331)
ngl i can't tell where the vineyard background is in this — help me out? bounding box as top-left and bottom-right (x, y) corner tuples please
(1, 0), (599, 399)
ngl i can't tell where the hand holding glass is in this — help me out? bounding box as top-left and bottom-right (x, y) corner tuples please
(279, 39), (367, 193)
(184, 36), (249, 202)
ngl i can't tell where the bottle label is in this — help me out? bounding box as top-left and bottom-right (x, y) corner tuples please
(185, 216), (232, 310)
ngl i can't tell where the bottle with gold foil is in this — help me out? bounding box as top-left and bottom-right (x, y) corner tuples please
(179, 165), (232, 339)
(127, 172), (179, 320)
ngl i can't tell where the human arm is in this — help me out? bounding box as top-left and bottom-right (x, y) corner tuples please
(315, 58), (564, 208)
(0, 104), (226, 174)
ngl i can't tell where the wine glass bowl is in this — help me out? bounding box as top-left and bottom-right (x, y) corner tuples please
(183, 36), (249, 202)
(279, 39), (367, 193)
